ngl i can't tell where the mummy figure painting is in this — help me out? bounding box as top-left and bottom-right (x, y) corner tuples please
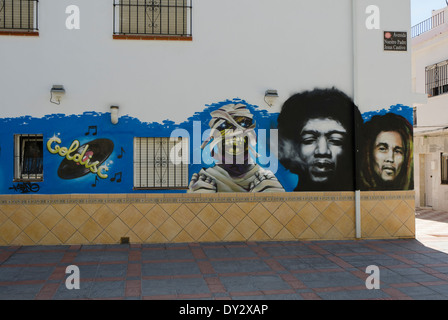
(188, 103), (285, 193)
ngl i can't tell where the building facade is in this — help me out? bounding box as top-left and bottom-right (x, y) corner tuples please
(413, 6), (448, 211)
(0, 0), (415, 246)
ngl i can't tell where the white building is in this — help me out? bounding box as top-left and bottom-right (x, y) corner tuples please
(0, 0), (418, 246)
(412, 6), (448, 210)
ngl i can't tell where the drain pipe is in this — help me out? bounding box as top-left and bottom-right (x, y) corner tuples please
(355, 190), (361, 239)
(352, 0), (361, 239)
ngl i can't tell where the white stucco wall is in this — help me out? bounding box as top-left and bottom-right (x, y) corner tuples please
(353, 0), (413, 112)
(0, 0), (413, 123)
(412, 7), (448, 210)
(412, 9), (448, 128)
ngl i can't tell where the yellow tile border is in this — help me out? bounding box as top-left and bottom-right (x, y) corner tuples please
(0, 190), (414, 205)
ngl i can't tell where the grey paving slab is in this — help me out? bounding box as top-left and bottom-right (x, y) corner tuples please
(391, 267), (435, 276)
(0, 267), (22, 282)
(1, 218), (448, 301)
(211, 259), (271, 274)
(141, 278), (179, 296)
(15, 266), (55, 281)
(403, 272), (444, 283)
(260, 245), (315, 256)
(220, 275), (290, 292)
(73, 251), (128, 263)
(142, 277), (209, 296)
(396, 285), (441, 299)
(297, 257), (341, 269)
(433, 266), (448, 273)
(141, 243), (166, 249)
(2, 252), (64, 265)
(174, 278), (210, 295)
(275, 258), (311, 270)
(364, 243), (408, 252)
(428, 284), (448, 295)
(99, 251), (129, 262)
(367, 257), (408, 267)
(76, 264), (100, 279)
(232, 294), (304, 300)
(277, 257), (339, 270)
(203, 247), (257, 259)
(316, 289), (391, 300)
(142, 249), (194, 261)
(53, 281), (94, 300)
(422, 252), (448, 263)
(73, 252), (104, 263)
(18, 245), (70, 252)
(54, 280), (128, 300)
(80, 245), (108, 250)
(316, 244), (376, 254)
(250, 274), (291, 291)
(412, 294), (448, 300)
(142, 261), (201, 276)
(399, 241), (434, 250)
(373, 268), (412, 285)
(96, 263), (127, 278)
(293, 271), (364, 288)
(339, 255), (395, 268)
(0, 284), (44, 300)
(88, 280), (125, 299)
(102, 244), (130, 250)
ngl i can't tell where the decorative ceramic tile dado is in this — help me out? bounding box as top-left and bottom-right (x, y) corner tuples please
(0, 191), (415, 246)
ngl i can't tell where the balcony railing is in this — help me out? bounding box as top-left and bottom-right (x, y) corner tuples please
(412, 10), (445, 38)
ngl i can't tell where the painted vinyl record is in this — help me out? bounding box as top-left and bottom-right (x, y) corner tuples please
(57, 139), (114, 180)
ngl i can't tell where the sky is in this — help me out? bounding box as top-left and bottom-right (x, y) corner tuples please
(411, 0), (447, 26)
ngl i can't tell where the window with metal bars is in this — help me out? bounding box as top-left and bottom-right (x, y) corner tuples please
(442, 153), (448, 185)
(426, 60), (448, 97)
(0, 0), (38, 32)
(14, 134), (43, 181)
(134, 137), (189, 189)
(113, 0), (192, 37)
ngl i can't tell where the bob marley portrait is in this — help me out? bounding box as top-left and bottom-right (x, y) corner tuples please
(188, 103), (285, 193)
(359, 113), (413, 191)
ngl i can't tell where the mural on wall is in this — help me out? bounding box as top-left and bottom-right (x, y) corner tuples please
(277, 88), (363, 192)
(47, 137), (113, 180)
(188, 103), (285, 193)
(359, 110), (414, 191)
(0, 92), (413, 194)
(9, 182), (40, 193)
(0, 114), (127, 194)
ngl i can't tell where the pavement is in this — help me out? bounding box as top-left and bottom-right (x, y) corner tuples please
(0, 207), (447, 301)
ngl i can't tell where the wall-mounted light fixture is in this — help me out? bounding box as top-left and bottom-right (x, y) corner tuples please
(50, 85), (65, 105)
(110, 105), (119, 125)
(264, 89), (278, 107)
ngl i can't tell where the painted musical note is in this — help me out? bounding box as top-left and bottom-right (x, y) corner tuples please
(85, 125), (97, 136)
(92, 175), (99, 187)
(110, 172), (122, 183)
(117, 147), (125, 159)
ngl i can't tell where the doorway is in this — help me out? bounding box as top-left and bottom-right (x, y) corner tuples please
(424, 154), (433, 207)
